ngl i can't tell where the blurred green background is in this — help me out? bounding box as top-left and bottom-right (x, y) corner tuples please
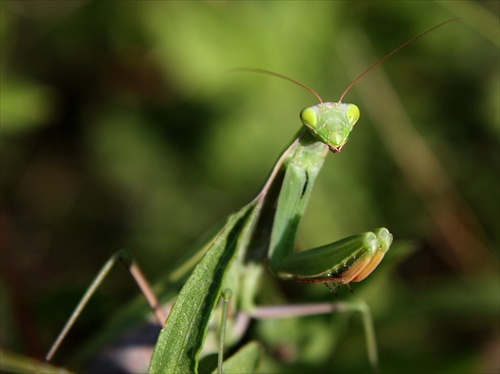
(1, 1), (498, 373)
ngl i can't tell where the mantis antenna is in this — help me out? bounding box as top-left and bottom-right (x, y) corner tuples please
(229, 18), (463, 104)
(228, 67), (324, 103)
(338, 17), (463, 102)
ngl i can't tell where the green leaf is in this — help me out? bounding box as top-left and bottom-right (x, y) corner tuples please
(0, 349), (72, 374)
(212, 341), (262, 374)
(149, 202), (259, 373)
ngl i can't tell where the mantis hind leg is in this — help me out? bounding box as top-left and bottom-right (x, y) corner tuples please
(248, 299), (378, 370)
(45, 249), (165, 363)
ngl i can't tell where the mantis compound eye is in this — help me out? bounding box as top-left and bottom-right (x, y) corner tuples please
(300, 107), (318, 129)
(346, 104), (360, 126)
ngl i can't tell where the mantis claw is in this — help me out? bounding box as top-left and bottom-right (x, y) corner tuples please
(325, 282), (338, 295)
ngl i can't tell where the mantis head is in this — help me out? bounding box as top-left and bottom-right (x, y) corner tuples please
(300, 102), (360, 153)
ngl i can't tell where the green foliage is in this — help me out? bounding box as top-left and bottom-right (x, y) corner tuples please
(0, 349), (72, 374)
(149, 203), (258, 373)
(1, 1), (498, 373)
(214, 342), (262, 374)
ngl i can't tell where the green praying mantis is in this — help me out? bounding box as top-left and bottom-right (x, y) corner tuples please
(39, 18), (461, 374)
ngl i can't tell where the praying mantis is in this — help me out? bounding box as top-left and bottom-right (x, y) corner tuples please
(37, 18), (461, 374)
